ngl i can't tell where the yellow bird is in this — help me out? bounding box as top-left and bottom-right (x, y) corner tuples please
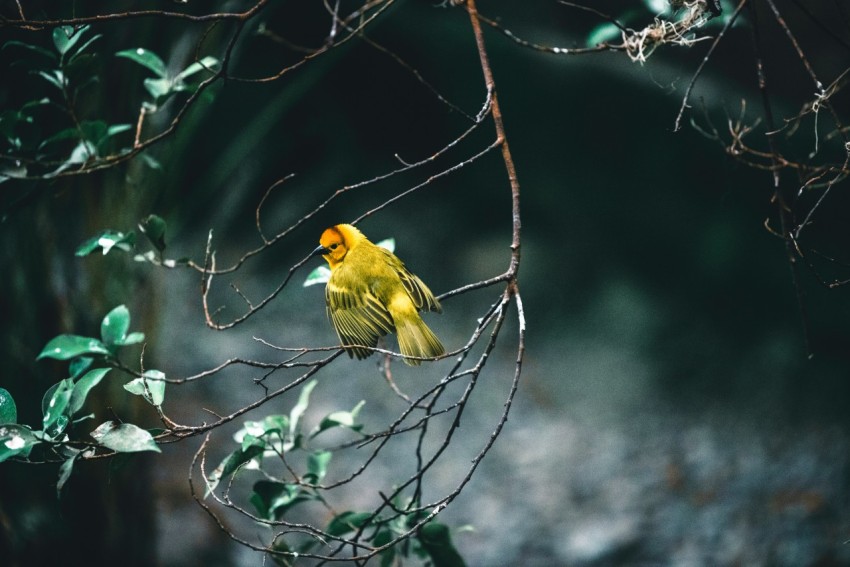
(311, 224), (445, 365)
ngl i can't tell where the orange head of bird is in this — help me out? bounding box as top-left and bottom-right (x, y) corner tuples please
(311, 224), (365, 269)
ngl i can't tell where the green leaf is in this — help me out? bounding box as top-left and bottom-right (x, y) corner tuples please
(42, 378), (74, 432)
(311, 400), (365, 438)
(375, 238), (395, 253)
(53, 26), (89, 56)
(143, 77), (173, 101)
(305, 450), (331, 483)
(140, 152), (162, 171)
(0, 388), (17, 424)
(68, 368), (111, 415)
(0, 424), (38, 463)
(37, 334), (110, 360)
(234, 415), (289, 444)
(289, 380), (317, 439)
(0, 158), (27, 181)
(250, 480), (309, 521)
(120, 332), (145, 346)
(206, 444), (265, 495)
(36, 69), (65, 90)
(175, 56), (220, 81)
(115, 48), (168, 78)
(67, 33), (102, 64)
(37, 127), (83, 151)
(586, 22), (623, 47)
(57, 452), (79, 497)
(303, 265), (331, 287)
(418, 522), (467, 567)
(2, 40), (57, 61)
(326, 511), (373, 537)
(123, 370), (165, 407)
(106, 124), (132, 138)
(75, 230), (136, 256)
(101, 304), (130, 345)
(69, 356), (94, 379)
(376, 531), (396, 567)
(139, 214), (167, 252)
(60, 140), (96, 167)
(79, 120), (108, 145)
(90, 421), (161, 453)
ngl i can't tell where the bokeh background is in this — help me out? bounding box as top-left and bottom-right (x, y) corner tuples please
(2, 1), (850, 565)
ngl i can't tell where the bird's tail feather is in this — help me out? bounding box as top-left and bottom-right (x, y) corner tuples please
(396, 317), (445, 366)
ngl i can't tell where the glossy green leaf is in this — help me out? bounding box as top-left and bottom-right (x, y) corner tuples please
(37, 334), (110, 360)
(139, 214), (167, 252)
(115, 48), (167, 78)
(303, 265), (331, 287)
(42, 378), (74, 432)
(119, 332), (145, 346)
(0, 424), (37, 463)
(66, 33), (102, 64)
(79, 120), (108, 144)
(326, 511), (373, 537)
(311, 400), (365, 438)
(37, 127), (81, 150)
(234, 415), (289, 445)
(123, 370), (165, 406)
(305, 450), (331, 483)
(143, 77), (172, 101)
(75, 230), (136, 256)
(175, 56), (219, 81)
(68, 367), (111, 414)
(106, 124), (132, 138)
(101, 304), (130, 345)
(36, 69), (65, 90)
(69, 356), (94, 379)
(53, 26), (89, 56)
(250, 480), (309, 521)
(57, 452), (79, 497)
(206, 444), (265, 496)
(289, 380), (317, 438)
(418, 522), (467, 567)
(0, 388), (17, 424)
(90, 421), (161, 453)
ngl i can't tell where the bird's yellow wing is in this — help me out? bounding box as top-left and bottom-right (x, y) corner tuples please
(379, 248), (442, 313)
(325, 279), (394, 359)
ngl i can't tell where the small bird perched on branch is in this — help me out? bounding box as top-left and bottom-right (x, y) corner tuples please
(311, 224), (445, 365)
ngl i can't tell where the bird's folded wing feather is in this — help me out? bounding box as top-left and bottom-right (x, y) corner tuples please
(380, 248), (442, 313)
(326, 280), (394, 358)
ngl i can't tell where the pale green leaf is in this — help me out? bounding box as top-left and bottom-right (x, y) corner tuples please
(90, 421), (161, 453)
(68, 367), (111, 414)
(115, 48), (167, 78)
(123, 370), (165, 406)
(303, 265), (331, 287)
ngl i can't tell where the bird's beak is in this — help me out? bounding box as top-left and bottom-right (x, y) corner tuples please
(310, 245), (328, 259)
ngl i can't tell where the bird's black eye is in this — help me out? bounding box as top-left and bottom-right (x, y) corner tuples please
(330, 243), (339, 250)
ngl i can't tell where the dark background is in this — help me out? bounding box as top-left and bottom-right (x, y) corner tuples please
(2, 1), (850, 565)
